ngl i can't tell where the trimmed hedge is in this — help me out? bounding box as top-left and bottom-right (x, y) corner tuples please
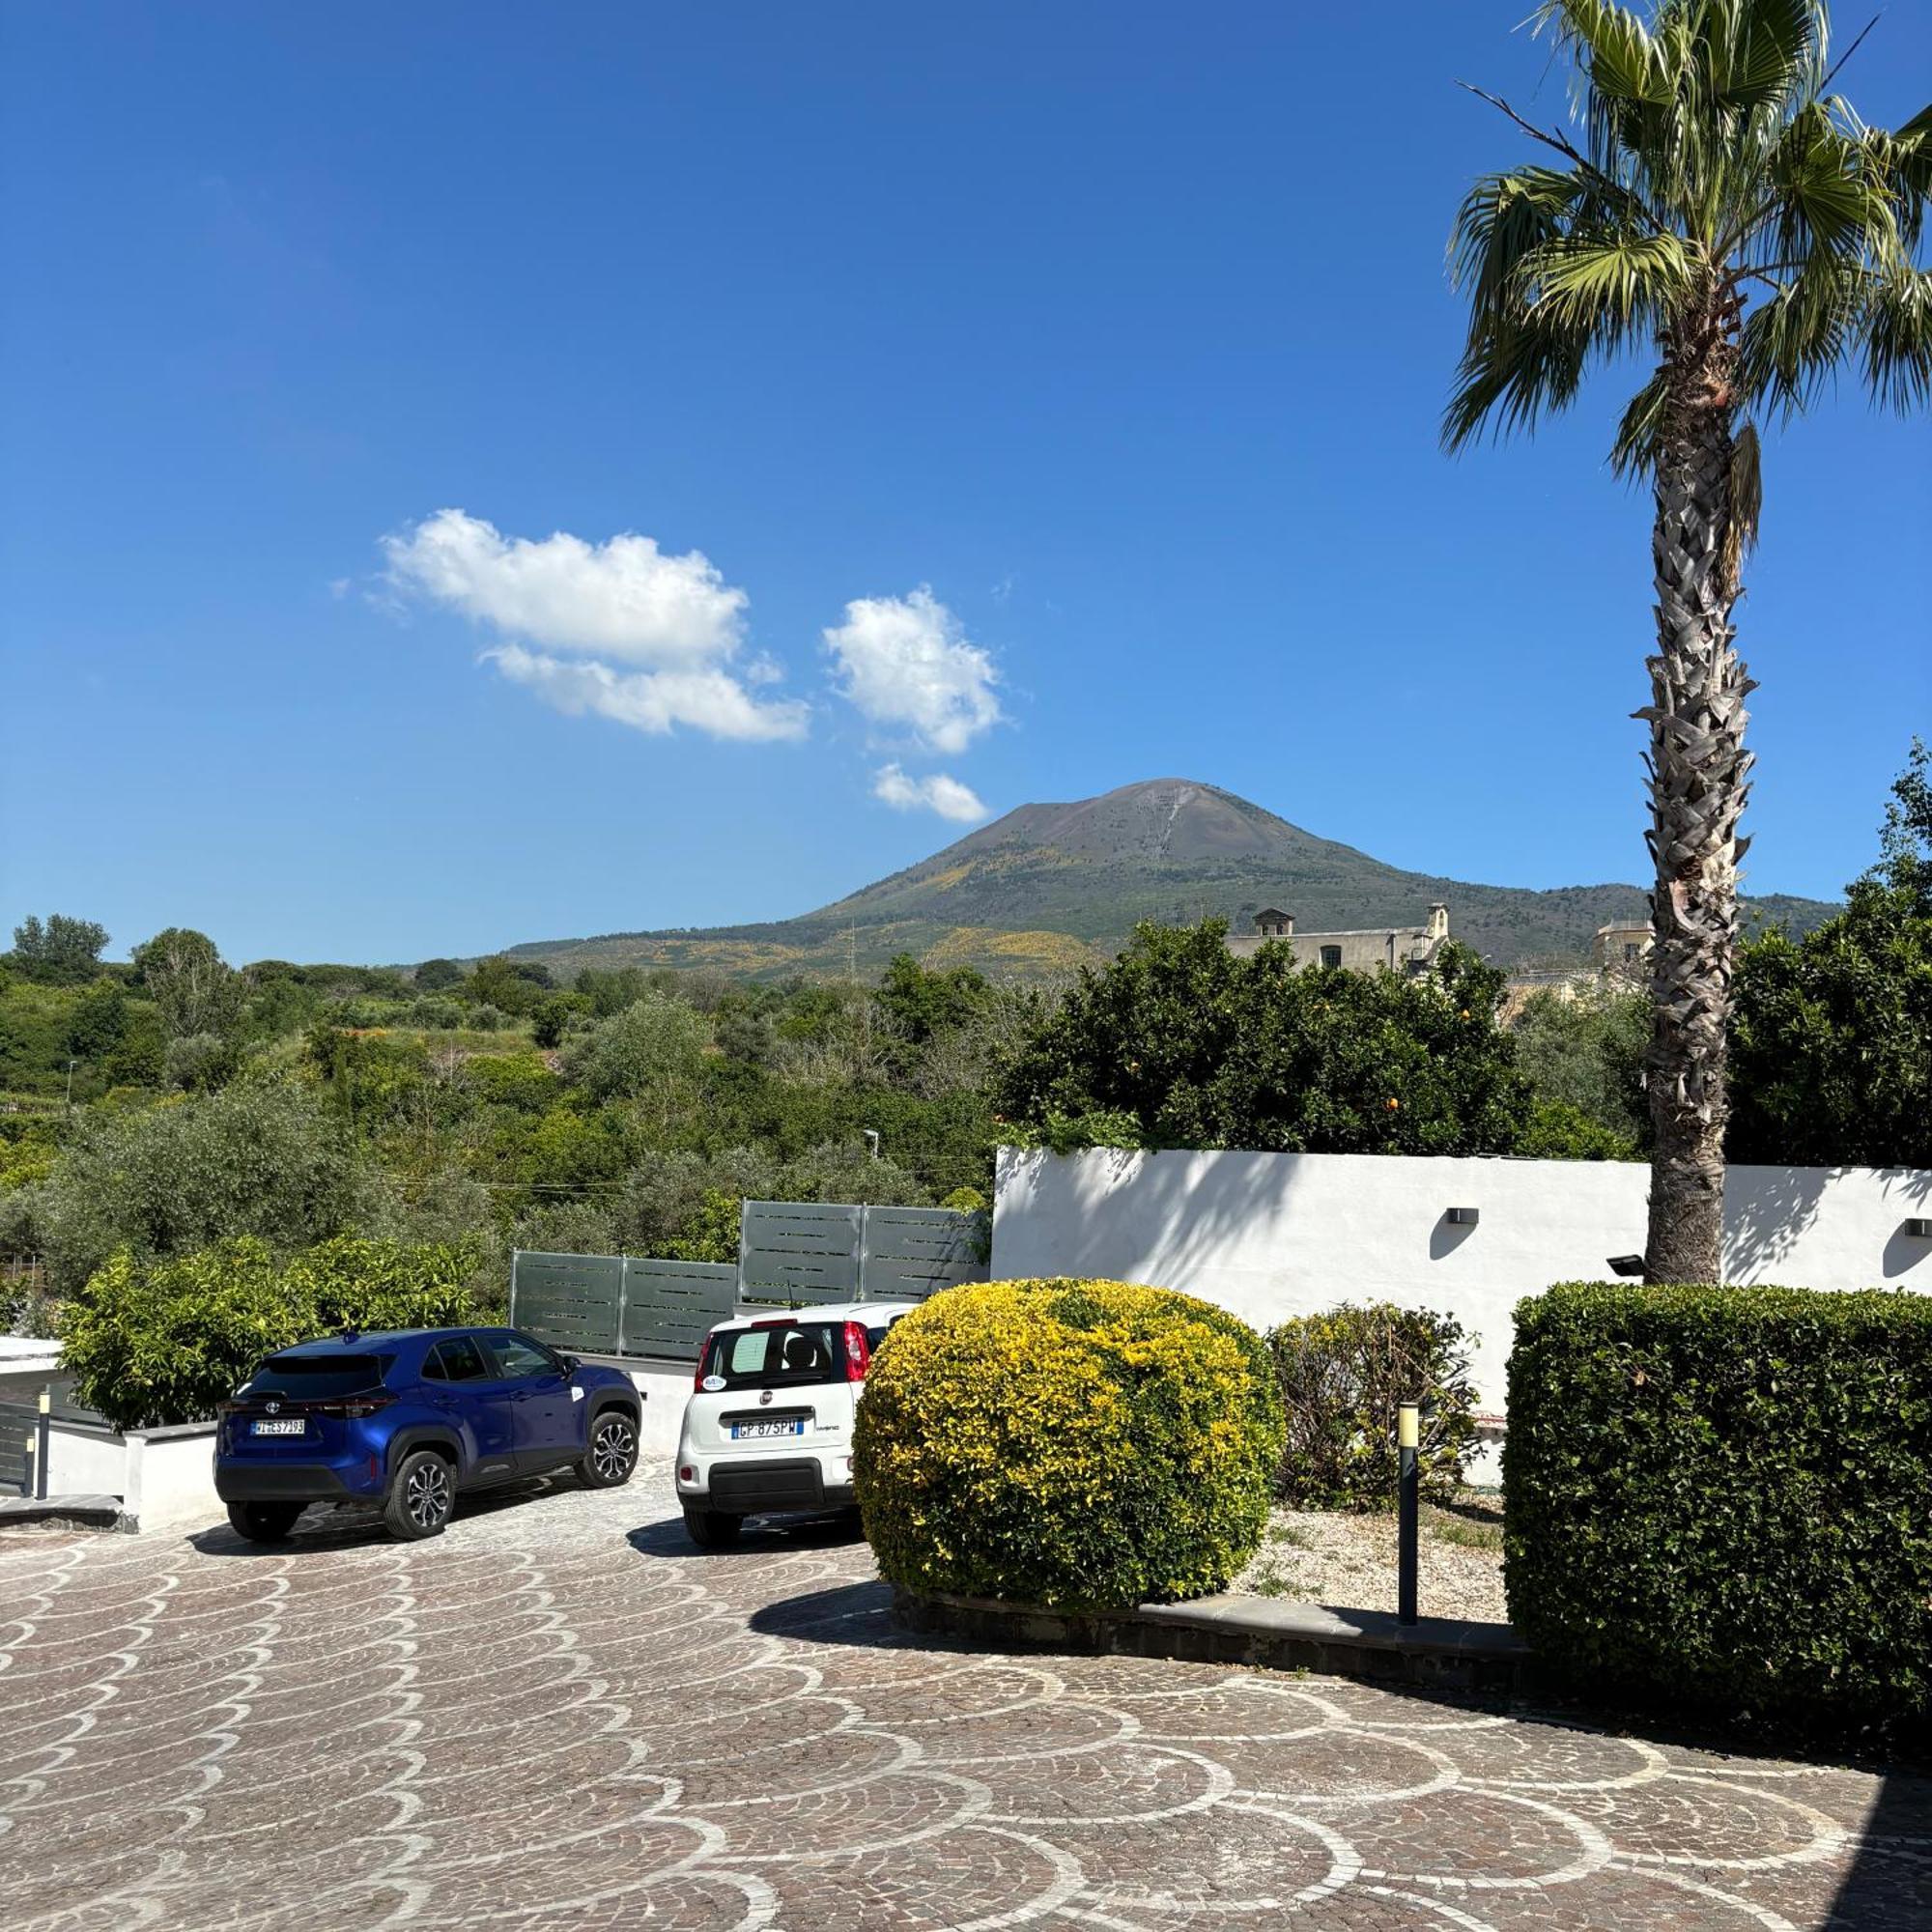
(1506, 1282), (1932, 1734)
(1267, 1302), (1477, 1508)
(854, 1278), (1284, 1610)
(61, 1234), (480, 1432)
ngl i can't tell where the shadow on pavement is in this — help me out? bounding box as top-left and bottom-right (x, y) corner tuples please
(188, 1474), (578, 1556)
(626, 1512), (867, 1562)
(1824, 1768), (1932, 1930)
(746, 1578), (907, 1646)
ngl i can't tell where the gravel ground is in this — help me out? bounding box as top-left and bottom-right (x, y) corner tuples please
(1236, 1489), (1508, 1623)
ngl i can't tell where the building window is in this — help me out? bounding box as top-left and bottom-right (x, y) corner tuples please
(1623, 943), (1639, 962)
(1320, 945), (1342, 969)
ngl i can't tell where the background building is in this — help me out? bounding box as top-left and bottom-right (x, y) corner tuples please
(1228, 903), (1452, 976)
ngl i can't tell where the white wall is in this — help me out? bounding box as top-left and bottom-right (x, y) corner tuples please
(41, 1419), (223, 1529)
(993, 1148), (1932, 1419)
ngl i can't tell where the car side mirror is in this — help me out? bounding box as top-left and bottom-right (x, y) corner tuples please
(555, 1353), (579, 1375)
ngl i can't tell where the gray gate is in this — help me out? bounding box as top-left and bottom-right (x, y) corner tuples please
(0, 1399), (39, 1497)
(511, 1201), (988, 1359)
(736, 1200), (987, 1308)
(509, 1250), (736, 1361)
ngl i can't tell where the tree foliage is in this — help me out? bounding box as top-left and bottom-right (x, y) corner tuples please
(1728, 744), (1932, 1167)
(60, 1234), (478, 1432)
(9, 914), (110, 983)
(996, 922), (1533, 1155)
(132, 927), (242, 1038)
(38, 1082), (361, 1293)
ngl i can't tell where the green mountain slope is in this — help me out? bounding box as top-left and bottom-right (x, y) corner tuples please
(508, 779), (1838, 980)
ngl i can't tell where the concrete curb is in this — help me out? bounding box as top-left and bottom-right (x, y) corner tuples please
(0, 1493), (129, 1532)
(894, 1586), (1535, 1693)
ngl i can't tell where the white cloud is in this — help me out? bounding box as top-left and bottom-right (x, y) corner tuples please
(489, 643), (807, 744)
(824, 587), (1003, 754)
(384, 507), (804, 742)
(871, 762), (990, 823)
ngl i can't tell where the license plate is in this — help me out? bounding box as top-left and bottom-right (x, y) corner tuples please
(730, 1419), (805, 1439)
(251, 1418), (306, 1436)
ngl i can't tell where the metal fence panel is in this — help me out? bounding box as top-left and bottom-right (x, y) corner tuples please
(509, 1250), (622, 1353)
(619, 1259), (736, 1360)
(0, 1399), (34, 1496)
(860, 1205), (989, 1303)
(738, 1201), (863, 1307)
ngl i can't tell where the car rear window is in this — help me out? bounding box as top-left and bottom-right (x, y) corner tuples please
(699, 1322), (846, 1389)
(243, 1353), (394, 1399)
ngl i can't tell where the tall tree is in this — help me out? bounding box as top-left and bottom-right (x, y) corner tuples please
(9, 914), (110, 982)
(1446, 2), (1930, 1280)
(131, 927), (242, 1038)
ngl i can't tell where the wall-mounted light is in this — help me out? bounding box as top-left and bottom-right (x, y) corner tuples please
(1904, 1219), (1932, 1239)
(1446, 1207), (1480, 1227)
(1606, 1254), (1645, 1278)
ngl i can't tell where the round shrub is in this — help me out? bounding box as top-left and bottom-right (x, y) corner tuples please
(854, 1277), (1284, 1609)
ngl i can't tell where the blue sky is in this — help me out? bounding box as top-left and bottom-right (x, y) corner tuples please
(4, 2), (1927, 965)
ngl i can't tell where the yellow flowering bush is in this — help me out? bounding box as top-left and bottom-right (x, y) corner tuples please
(854, 1277), (1284, 1609)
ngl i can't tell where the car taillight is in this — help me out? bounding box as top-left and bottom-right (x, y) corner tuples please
(316, 1394), (396, 1419)
(842, 1321), (870, 1382)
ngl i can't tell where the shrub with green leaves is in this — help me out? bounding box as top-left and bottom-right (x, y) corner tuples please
(60, 1234), (478, 1432)
(1268, 1302), (1477, 1508)
(1506, 1282), (1932, 1737)
(855, 1277), (1284, 1609)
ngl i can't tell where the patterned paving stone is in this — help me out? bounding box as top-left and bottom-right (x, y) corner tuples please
(2, 1468), (1924, 1931)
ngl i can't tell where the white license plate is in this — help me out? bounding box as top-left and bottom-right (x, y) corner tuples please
(730, 1419), (804, 1439)
(251, 1418), (306, 1436)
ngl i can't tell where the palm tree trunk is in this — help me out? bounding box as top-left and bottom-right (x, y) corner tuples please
(1640, 317), (1754, 1285)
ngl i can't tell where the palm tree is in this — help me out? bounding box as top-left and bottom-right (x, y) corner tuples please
(1445, 2), (1930, 1282)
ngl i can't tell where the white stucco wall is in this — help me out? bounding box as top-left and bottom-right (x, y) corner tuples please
(41, 1419), (223, 1528)
(993, 1148), (1932, 1420)
(126, 1426), (222, 1528)
(43, 1419), (128, 1499)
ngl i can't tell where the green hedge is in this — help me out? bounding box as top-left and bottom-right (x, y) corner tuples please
(1267, 1302), (1478, 1508)
(60, 1234), (479, 1432)
(854, 1278), (1284, 1609)
(1506, 1282), (1932, 1734)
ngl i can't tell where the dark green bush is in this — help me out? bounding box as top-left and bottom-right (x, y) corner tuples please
(1505, 1282), (1932, 1736)
(61, 1234), (478, 1432)
(1268, 1302), (1477, 1508)
(855, 1278), (1284, 1609)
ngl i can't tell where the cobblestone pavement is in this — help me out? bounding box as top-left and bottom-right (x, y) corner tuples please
(3, 1468), (1926, 1931)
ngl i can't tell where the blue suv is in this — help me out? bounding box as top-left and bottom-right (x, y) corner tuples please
(213, 1327), (643, 1543)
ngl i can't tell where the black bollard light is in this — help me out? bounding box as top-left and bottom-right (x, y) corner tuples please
(1397, 1400), (1420, 1626)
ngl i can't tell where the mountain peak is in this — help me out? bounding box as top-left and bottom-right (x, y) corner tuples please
(507, 778), (1836, 981)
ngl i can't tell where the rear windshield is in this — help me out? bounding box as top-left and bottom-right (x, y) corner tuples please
(698, 1318), (900, 1390)
(242, 1353), (394, 1400)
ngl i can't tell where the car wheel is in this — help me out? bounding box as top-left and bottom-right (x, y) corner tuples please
(384, 1449), (455, 1541)
(682, 1506), (743, 1549)
(227, 1501), (303, 1543)
(578, 1408), (639, 1489)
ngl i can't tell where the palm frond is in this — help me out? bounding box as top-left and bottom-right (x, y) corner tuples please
(1861, 264), (1932, 410)
(1609, 369), (1673, 476)
(1723, 418), (1763, 582)
(1525, 228), (1694, 331)
(1859, 106), (1932, 251)
(1698, 0), (1825, 116)
(1737, 252), (1866, 415)
(1443, 301), (1596, 451)
(1452, 0), (1932, 459)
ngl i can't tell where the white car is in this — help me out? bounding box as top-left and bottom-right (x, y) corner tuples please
(675, 1300), (917, 1548)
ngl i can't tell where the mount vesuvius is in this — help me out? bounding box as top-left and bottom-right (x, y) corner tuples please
(505, 779), (1834, 980)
